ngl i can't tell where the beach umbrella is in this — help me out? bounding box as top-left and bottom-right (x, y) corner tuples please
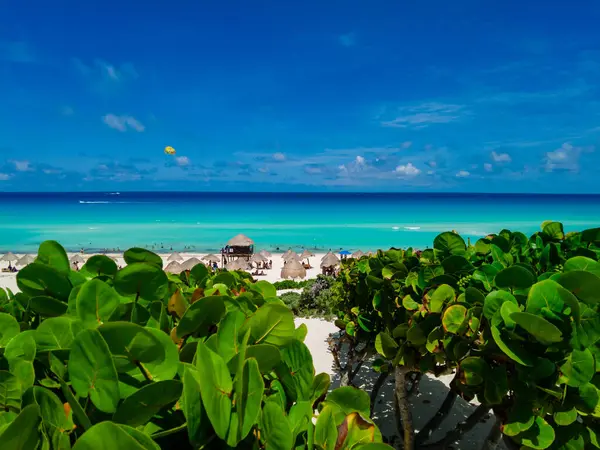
(181, 257), (202, 271)
(321, 251), (339, 262)
(281, 259), (307, 280)
(259, 250), (272, 258)
(17, 254), (35, 266)
(339, 250), (352, 256)
(281, 249), (295, 259)
(300, 249), (315, 259)
(352, 250), (364, 259)
(227, 259), (251, 271)
(227, 234), (254, 246)
(0, 252), (18, 262)
(320, 253), (340, 268)
(250, 253), (267, 264)
(202, 254), (221, 263)
(164, 261), (183, 274)
(284, 252), (302, 263)
(70, 254), (86, 264)
(366, 250), (376, 256)
(167, 252), (183, 262)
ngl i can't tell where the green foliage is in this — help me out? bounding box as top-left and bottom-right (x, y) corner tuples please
(273, 279), (311, 290)
(331, 222), (600, 449)
(0, 241), (391, 450)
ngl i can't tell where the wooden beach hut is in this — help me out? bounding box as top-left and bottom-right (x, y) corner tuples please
(320, 252), (340, 276)
(222, 234), (254, 264)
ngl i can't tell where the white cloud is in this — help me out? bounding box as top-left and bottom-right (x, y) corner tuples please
(484, 163), (493, 172)
(355, 155), (365, 165)
(102, 114), (145, 132)
(12, 160), (32, 171)
(338, 32), (356, 47)
(395, 163), (421, 176)
(491, 151), (511, 163)
(456, 170), (470, 178)
(273, 152), (286, 161)
(401, 141), (412, 149)
(544, 142), (588, 172)
(175, 156), (190, 167)
(74, 59), (138, 82)
(258, 167), (269, 173)
(382, 102), (464, 129)
(0, 173), (10, 181)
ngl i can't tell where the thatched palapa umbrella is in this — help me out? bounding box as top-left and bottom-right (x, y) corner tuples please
(1, 252), (18, 263)
(202, 254), (221, 263)
(70, 254), (86, 264)
(320, 252), (340, 268)
(280, 258), (307, 279)
(167, 252), (183, 262)
(17, 254), (35, 266)
(300, 249), (314, 259)
(281, 249), (295, 259)
(227, 234), (254, 246)
(284, 252), (302, 263)
(259, 250), (272, 258)
(249, 253), (267, 266)
(164, 261), (183, 274)
(352, 250), (364, 259)
(181, 257), (202, 271)
(227, 259), (251, 271)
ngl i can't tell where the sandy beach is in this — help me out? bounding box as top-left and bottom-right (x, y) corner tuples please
(0, 252), (502, 449)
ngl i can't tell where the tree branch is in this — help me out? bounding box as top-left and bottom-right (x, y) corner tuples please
(370, 371), (390, 415)
(395, 365), (415, 450)
(422, 404), (491, 450)
(481, 416), (502, 450)
(416, 389), (458, 446)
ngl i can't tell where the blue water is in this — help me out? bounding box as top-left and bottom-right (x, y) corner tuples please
(0, 192), (599, 253)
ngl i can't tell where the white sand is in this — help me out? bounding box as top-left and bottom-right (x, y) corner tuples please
(0, 253), (504, 448)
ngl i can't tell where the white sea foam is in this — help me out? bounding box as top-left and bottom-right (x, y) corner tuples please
(80, 201), (110, 204)
(404, 226), (421, 231)
(392, 226), (400, 230)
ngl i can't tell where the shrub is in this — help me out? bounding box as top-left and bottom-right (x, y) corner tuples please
(0, 241), (392, 449)
(329, 222), (600, 449)
(272, 279), (310, 290)
(279, 291), (301, 311)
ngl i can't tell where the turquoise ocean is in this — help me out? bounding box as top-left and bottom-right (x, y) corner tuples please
(0, 192), (599, 253)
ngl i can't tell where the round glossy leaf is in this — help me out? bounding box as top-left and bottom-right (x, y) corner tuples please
(36, 240), (70, 275)
(227, 344), (281, 374)
(491, 326), (534, 366)
(433, 232), (466, 258)
(123, 247), (163, 268)
(0, 371), (21, 412)
(483, 290), (517, 320)
(495, 265), (536, 290)
(29, 295), (68, 317)
(324, 386), (371, 421)
(213, 272), (236, 287)
(576, 382), (599, 413)
(25, 386), (74, 436)
(72, 421), (160, 450)
(558, 270), (600, 304)
(560, 349), (595, 387)
(80, 255), (118, 278)
(474, 239), (491, 255)
(527, 280), (581, 322)
(484, 366), (508, 405)
(76, 279), (120, 328)
(554, 407), (578, 426)
(129, 327), (179, 382)
(98, 322), (165, 371)
(442, 304), (467, 334)
(190, 263), (209, 285)
(429, 284), (455, 313)
(517, 416), (555, 449)
(511, 312), (563, 345)
(261, 401), (293, 450)
(542, 221), (565, 240)
(564, 256), (600, 277)
(441, 255), (474, 274)
(460, 357), (487, 385)
(16, 263), (71, 301)
(35, 316), (82, 351)
(113, 380), (183, 427)
(472, 264), (500, 291)
(68, 328), (120, 413)
(0, 404), (41, 450)
(5, 330), (36, 390)
(113, 263), (168, 301)
(0, 313), (20, 347)
(375, 332), (398, 360)
(240, 303), (295, 346)
(229, 358), (264, 445)
(252, 280), (276, 299)
(176, 295), (226, 338)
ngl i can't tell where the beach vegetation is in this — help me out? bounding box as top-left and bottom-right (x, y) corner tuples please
(328, 222), (600, 449)
(0, 241), (392, 449)
(273, 279), (312, 290)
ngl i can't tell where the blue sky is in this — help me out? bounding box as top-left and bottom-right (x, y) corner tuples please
(1, 0), (600, 192)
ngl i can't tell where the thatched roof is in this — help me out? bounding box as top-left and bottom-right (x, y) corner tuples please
(280, 258), (307, 279)
(300, 249), (315, 259)
(352, 250), (364, 258)
(0, 252), (18, 262)
(259, 250), (272, 258)
(227, 259), (251, 271)
(202, 254), (221, 262)
(17, 254), (35, 266)
(320, 253), (340, 268)
(181, 257), (202, 271)
(281, 249), (295, 259)
(284, 252), (302, 263)
(70, 254), (86, 264)
(167, 252), (183, 262)
(164, 261), (183, 274)
(227, 234), (254, 246)
(250, 253), (267, 264)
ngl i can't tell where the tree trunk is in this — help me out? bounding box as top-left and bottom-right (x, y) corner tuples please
(394, 365), (415, 450)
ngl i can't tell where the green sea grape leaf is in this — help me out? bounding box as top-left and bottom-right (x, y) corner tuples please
(113, 263), (168, 301)
(181, 367), (209, 447)
(483, 290), (517, 320)
(72, 421), (160, 450)
(113, 380), (183, 427)
(442, 304), (467, 334)
(500, 301), (519, 328)
(36, 240), (70, 275)
(429, 284), (455, 313)
(554, 407), (578, 426)
(277, 340), (314, 402)
(314, 405), (337, 450)
(76, 279), (120, 328)
(495, 265), (536, 290)
(560, 348), (595, 387)
(0, 404), (41, 450)
(441, 255), (474, 274)
(542, 221), (565, 240)
(0, 371), (21, 413)
(195, 342), (232, 440)
(16, 263), (71, 301)
(28, 295), (68, 317)
(228, 358), (264, 445)
(123, 247), (163, 269)
(564, 256), (600, 277)
(491, 326), (534, 366)
(261, 401), (293, 450)
(516, 416), (555, 449)
(68, 328), (120, 413)
(527, 279), (581, 323)
(324, 386), (371, 424)
(4, 330), (36, 391)
(79, 255), (118, 278)
(0, 313), (20, 347)
(288, 401), (312, 441)
(459, 357), (487, 385)
(473, 265), (500, 291)
(375, 332), (398, 360)
(240, 303), (295, 346)
(35, 316), (82, 351)
(558, 270), (600, 304)
(311, 373), (331, 403)
(433, 232), (466, 258)
(484, 366), (508, 405)
(176, 295), (226, 338)
(227, 344), (281, 374)
(511, 312), (563, 345)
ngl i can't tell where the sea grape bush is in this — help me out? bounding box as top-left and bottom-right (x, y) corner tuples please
(330, 222), (600, 449)
(0, 242), (392, 450)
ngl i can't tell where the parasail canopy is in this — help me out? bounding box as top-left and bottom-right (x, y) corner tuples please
(164, 146), (176, 155)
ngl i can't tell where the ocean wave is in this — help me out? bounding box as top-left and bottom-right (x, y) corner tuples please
(392, 226), (400, 230)
(404, 226), (421, 231)
(79, 201), (110, 204)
